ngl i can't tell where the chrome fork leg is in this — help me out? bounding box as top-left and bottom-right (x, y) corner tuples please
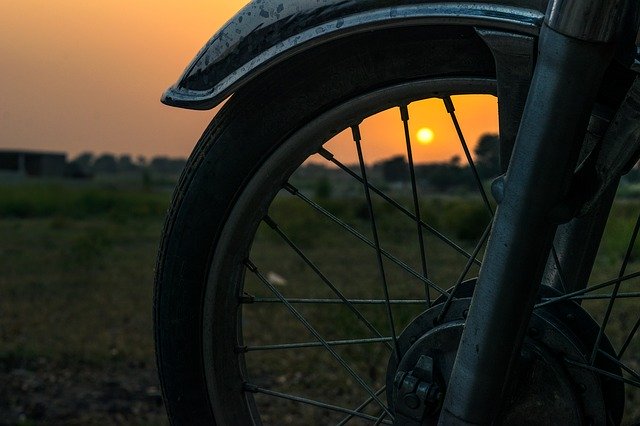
(437, 0), (631, 423)
(543, 181), (619, 294)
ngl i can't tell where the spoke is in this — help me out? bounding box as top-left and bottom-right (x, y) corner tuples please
(263, 215), (392, 352)
(246, 259), (393, 419)
(590, 212), (640, 365)
(336, 386), (387, 426)
(318, 148), (481, 267)
(352, 125), (401, 360)
(400, 105), (431, 308)
(248, 297), (428, 305)
(619, 315), (640, 359)
(535, 270), (640, 309)
(437, 222), (492, 323)
(443, 96), (494, 216)
(283, 183), (446, 296)
(597, 349), (640, 382)
(374, 412), (389, 425)
(241, 337), (392, 352)
(565, 292), (640, 301)
(563, 357), (640, 388)
(243, 383), (391, 423)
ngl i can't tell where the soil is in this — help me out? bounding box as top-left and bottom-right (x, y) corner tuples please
(0, 356), (167, 425)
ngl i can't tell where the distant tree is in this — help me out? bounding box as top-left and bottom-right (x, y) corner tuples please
(420, 163), (470, 191)
(93, 153), (118, 174)
(449, 155), (461, 167)
(117, 154), (138, 173)
(380, 156), (408, 183)
(64, 162), (92, 179)
(474, 133), (500, 177)
(149, 156), (186, 175)
(66, 152), (94, 177)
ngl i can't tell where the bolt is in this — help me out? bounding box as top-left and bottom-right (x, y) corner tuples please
(403, 393), (421, 409)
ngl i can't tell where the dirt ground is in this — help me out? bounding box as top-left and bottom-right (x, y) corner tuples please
(0, 356), (167, 425)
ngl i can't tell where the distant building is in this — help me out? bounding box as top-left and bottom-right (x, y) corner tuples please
(0, 150), (67, 177)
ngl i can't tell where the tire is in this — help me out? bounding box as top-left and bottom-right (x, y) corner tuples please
(154, 17), (637, 426)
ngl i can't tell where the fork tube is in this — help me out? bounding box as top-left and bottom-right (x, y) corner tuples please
(438, 14), (619, 426)
(543, 181), (619, 294)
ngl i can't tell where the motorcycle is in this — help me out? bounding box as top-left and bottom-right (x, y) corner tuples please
(154, 0), (640, 424)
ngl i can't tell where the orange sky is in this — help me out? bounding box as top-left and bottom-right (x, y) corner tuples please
(323, 95), (498, 165)
(0, 1), (497, 163)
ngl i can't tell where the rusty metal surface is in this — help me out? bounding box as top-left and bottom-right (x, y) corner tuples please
(162, 0), (547, 110)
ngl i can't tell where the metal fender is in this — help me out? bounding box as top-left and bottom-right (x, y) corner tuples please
(162, 0), (547, 110)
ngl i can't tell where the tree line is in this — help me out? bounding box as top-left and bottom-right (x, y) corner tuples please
(66, 152), (186, 178)
(377, 134), (500, 191)
(66, 136), (640, 189)
(377, 133), (640, 190)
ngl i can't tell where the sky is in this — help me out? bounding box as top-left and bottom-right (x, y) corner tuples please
(0, 1), (497, 164)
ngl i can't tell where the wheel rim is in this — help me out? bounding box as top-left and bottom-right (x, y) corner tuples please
(204, 78), (496, 424)
(203, 77), (639, 423)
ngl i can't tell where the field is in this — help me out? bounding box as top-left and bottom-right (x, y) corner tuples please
(241, 187), (640, 424)
(0, 180), (169, 425)
(1, 177), (640, 424)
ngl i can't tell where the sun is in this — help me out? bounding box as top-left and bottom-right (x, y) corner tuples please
(417, 127), (435, 145)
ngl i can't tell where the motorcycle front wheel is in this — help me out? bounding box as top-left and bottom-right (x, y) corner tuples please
(154, 21), (640, 425)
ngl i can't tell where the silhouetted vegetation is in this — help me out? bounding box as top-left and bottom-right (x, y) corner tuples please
(373, 133), (500, 191)
(0, 183), (169, 219)
(65, 152), (186, 178)
(474, 133), (500, 176)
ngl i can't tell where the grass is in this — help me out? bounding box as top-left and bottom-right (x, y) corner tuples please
(0, 217), (161, 364)
(243, 189), (640, 424)
(0, 179), (169, 424)
(1, 178), (640, 424)
(0, 181), (169, 220)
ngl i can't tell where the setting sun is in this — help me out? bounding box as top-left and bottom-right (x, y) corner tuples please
(417, 127), (435, 145)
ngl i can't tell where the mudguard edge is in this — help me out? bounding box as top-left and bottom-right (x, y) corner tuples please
(162, 1), (546, 110)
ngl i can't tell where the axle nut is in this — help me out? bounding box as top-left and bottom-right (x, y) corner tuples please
(403, 394), (421, 410)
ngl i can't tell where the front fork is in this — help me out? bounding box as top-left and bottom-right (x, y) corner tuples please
(438, 1), (632, 423)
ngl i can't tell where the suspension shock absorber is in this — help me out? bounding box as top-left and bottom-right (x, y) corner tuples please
(438, 1), (634, 424)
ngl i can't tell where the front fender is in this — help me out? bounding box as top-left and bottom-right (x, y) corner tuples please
(162, 0), (546, 110)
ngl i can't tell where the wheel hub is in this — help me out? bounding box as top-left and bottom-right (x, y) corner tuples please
(387, 285), (624, 425)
